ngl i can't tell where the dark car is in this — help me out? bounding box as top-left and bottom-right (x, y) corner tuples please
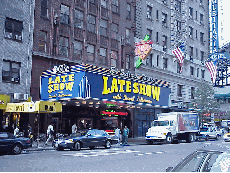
(0, 132), (32, 155)
(166, 150), (230, 172)
(54, 129), (116, 151)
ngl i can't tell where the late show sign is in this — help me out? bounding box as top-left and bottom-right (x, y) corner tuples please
(40, 65), (170, 106)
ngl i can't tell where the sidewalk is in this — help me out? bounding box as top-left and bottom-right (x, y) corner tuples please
(24, 137), (147, 152)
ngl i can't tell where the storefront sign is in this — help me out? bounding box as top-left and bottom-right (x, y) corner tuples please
(41, 64), (170, 107)
(0, 94), (10, 110)
(6, 102), (36, 112)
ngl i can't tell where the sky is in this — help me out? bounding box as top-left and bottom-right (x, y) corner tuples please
(219, 0), (230, 47)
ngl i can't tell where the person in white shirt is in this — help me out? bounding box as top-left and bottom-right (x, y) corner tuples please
(115, 127), (121, 144)
(72, 123), (77, 134)
(14, 126), (19, 137)
(45, 123), (54, 145)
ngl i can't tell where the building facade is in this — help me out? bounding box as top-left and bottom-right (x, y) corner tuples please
(31, 0), (137, 135)
(133, 0), (211, 136)
(0, 0), (35, 132)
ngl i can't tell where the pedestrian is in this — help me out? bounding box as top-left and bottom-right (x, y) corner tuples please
(72, 122), (77, 134)
(115, 127), (121, 144)
(122, 126), (129, 146)
(45, 123), (54, 145)
(14, 126), (19, 137)
(27, 124), (33, 142)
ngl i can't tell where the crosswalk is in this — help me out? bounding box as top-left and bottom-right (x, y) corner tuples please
(62, 148), (166, 157)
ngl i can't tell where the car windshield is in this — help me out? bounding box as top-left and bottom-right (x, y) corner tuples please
(153, 121), (169, 126)
(70, 131), (87, 138)
(200, 128), (209, 132)
(210, 153), (230, 172)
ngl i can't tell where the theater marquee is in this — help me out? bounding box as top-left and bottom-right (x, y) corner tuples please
(40, 64), (170, 106)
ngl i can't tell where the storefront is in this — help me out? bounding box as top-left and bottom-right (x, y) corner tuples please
(40, 64), (171, 136)
(5, 101), (62, 136)
(0, 94), (11, 131)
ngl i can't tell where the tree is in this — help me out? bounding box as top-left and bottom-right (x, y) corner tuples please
(189, 83), (220, 124)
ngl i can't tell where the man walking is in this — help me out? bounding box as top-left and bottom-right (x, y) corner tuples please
(122, 126), (129, 146)
(115, 127), (121, 144)
(72, 123), (77, 134)
(45, 123), (54, 145)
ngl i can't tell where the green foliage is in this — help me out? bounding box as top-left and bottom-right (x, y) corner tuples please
(189, 83), (220, 114)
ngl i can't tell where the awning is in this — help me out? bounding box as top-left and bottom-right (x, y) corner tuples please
(5, 101), (62, 113)
(0, 94), (10, 110)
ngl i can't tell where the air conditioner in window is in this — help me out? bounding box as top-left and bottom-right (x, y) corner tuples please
(19, 94), (28, 101)
(147, 15), (152, 19)
(13, 93), (20, 100)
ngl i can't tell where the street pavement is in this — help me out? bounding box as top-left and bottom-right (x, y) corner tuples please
(1, 137), (229, 172)
(26, 136), (147, 151)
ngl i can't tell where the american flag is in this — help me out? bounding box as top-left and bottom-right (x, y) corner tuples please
(172, 43), (185, 72)
(205, 61), (217, 83)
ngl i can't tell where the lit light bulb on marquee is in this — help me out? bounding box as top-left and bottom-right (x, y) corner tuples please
(134, 35), (153, 68)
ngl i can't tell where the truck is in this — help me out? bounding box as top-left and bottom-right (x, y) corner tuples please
(145, 112), (199, 144)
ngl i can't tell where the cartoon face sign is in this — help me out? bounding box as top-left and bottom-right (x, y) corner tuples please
(135, 42), (152, 60)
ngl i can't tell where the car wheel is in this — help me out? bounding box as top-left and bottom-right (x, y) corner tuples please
(166, 134), (172, 144)
(74, 141), (81, 151)
(105, 140), (111, 149)
(147, 140), (153, 145)
(216, 135), (220, 140)
(205, 135), (209, 141)
(186, 133), (194, 143)
(57, 147), (64, 151)
(89, 146), (95, 150)
(12, 144), (22, 155)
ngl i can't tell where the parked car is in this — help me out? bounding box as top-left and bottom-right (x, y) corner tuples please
(223, 132), (230, 142)
(166, 150), (230, 172)
(0, 132), (32, 155)
(197, 127), (221, 141)
(53, 129), (117, 151)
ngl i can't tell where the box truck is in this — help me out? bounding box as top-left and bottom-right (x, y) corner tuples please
(145, 112), (199, 144)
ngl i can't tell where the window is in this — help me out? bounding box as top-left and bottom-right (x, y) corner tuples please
(197, 68), (199, 77)
(126, 54), (130, 69)
(5, 17), (23, 41)
(189, 46), (193, 60)
(156, 32), (159, 43)
(147, 6), (152, 19)
(189, 7), (193, 18)
(126, 28), (130, 44)
(156, 10), (159, 20)
(176, 20), (181, 32)
(200, 13), (204, 25)
(162, 0), (167, 4)
(111, 23), (118, 39)
(195, 11), (198, 20)
(162, 13), (167, 26)
(196, 48), (198, 57)
(99, 48), (107, 65)
(41, 0), (48, 18)
(147, 29), (152, 40)
(87, 44), (95, 61)
(163, 35), (167, 51)
(60, 4), (70, 24)
(89, 0), (95, 3)
(190, 66), (194, 76)
(196, 30), (198, 38)
(201, 51), (204, 62)
(157, 55), (159, 66)
(111, 51), (117, 67)
(189, 26), (193, 38)
(38, 31), (47, 52)
(59, 36), (69, 56)
(177, 84), (183, 97)
(201, 70), (205, 78)
(100, 19), (108, 37)
(101, 0), (108, 8)
(146, 54), (153, 67)
(163, 58), (167, 69)
(111, 0), (119, 13)
(200, 32), (204, 43)
(2, 60), (20, 83)
(75, 9), (84, 28)
(73, 41), (83, 59)
(177, 62), (181, 73)
(127, 3), (131, 19)
(88, 15), (96, 33)
(175, 0), (181, 12)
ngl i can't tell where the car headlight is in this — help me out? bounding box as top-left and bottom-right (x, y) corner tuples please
(163, 133), (167, 136)
(68, 139), (73, 142)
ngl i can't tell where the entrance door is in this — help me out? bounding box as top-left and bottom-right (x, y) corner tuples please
(77, 118), (92, 130)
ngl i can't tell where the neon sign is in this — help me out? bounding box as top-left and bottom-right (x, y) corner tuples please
(101, 111), (128, 116)
(135, 35), (153, 68)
